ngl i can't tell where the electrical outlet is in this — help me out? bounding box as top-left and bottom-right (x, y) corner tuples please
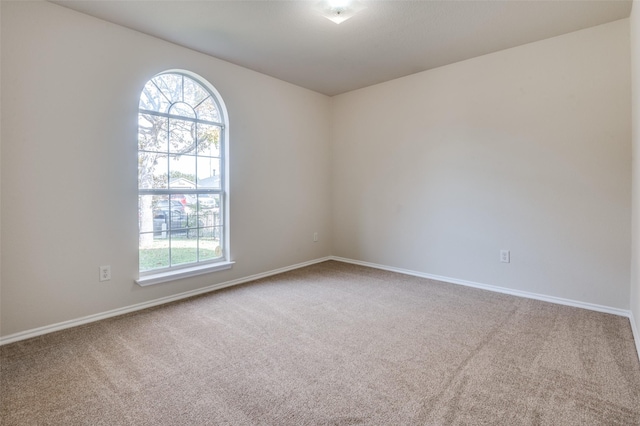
(99, 265), (111, 281)
(500, 250), (510, 263)
(313, 232), (318, 242)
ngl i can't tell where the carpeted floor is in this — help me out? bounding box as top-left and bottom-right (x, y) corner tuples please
(2, 260), (640, 425)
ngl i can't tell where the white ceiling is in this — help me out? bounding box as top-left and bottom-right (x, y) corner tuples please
(50, 0), (632, 96)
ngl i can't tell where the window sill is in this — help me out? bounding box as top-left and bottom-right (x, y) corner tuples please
(136, 261), (235, 287)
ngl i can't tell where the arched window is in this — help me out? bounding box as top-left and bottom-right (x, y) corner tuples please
(137, 71), (230, 284)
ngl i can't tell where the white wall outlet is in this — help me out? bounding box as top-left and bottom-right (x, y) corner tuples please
(500, 250), (510, 263)
(99, 265), (111, 281)
(313, 232), (318, 242)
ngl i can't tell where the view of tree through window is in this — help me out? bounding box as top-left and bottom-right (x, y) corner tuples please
(138, 72), (226, 273)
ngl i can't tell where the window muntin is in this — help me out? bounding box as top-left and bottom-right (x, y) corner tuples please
(138, 72), (226, 275)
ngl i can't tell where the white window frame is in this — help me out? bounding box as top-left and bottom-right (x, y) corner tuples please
(136, 70), (232, 286)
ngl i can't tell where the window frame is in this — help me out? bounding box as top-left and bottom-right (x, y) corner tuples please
(136, 70), (232, 286)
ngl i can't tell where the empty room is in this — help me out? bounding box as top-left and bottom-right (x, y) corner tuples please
(2, 0), (640, 424)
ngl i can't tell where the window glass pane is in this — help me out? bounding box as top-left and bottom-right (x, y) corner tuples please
(138, 154), (168, 189)
(197, 158), (221, 189)
(168, 118), (196, 154)
(139, 238), (169, 272)
(168, 175), (195, 192)
(139, 194), (167, 273)
(152, 74), (182, 104)
(169, 102), (196, 119)
(195, 97), (220, 123)
(138, 114), (168, 152)
(184, 77), (209, 108)
(139, 195), (155, 234)
(183, 194), (197, 208)
(213, 195), (222, 225)
(171, 239), (197, 266)
(197, 194), (220, 217)
(197, 124), (221, 157)
(140, 80), (171, 112)
(169, 155), (196, 187)
(200, 229), (222, 261)
(166, 195), (187, 224)
(151, 195), (181, 233)
(186, 206), (203, 236)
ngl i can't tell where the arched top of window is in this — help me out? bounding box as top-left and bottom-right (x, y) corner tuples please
(139, 72), (224, 124)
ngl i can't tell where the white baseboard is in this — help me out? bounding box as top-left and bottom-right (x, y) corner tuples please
(330, 256), (632, 318)
(630, 310), (640, 363)
(0, 256), (332, 346)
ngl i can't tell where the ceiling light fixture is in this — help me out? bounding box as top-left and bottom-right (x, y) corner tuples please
(316, 0), (365, 24)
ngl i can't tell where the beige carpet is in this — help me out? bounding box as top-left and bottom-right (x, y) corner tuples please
(2, 261), (640, 425)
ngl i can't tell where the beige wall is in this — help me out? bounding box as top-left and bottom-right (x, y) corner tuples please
(332, 20), (631, 309)
(0, 2), (332, 336)
(631, 0), (640, 342)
